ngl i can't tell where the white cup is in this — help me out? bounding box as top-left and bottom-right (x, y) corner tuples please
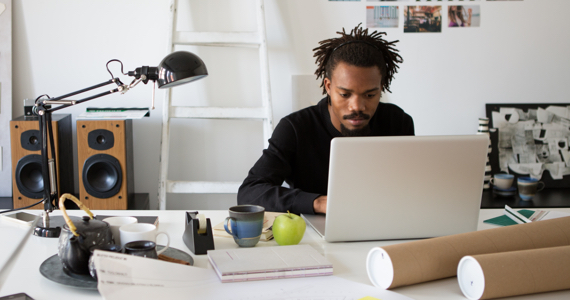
(489, 174), (514, 190)
(119, 223), (170, 252)
(102, 216), (138, 246)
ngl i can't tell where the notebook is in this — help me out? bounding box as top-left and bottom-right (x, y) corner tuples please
(302, 135), (489, 242)
(207, 244), (333, 283)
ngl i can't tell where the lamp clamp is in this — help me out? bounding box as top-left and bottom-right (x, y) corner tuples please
(128, 66), (158, 84)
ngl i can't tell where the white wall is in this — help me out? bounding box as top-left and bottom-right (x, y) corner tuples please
(8, 0), (570, 209)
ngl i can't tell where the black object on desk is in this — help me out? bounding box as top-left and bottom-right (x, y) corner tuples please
(481, 188), (570, 208)
(183, 211), (215, 255)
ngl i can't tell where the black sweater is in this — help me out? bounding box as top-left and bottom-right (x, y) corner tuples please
(237, 97), (414, 214)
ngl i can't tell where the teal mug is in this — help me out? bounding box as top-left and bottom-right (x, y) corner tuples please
(224, 205), (265, 247)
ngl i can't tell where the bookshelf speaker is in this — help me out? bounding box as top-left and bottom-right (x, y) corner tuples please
(77, 119), (134, 210)
(10, 115), (74, 209)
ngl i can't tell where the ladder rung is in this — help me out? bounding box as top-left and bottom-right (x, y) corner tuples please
(174, 31), (261, 47)
(170, 106), (270, 119)
(166, 181), (241, 194)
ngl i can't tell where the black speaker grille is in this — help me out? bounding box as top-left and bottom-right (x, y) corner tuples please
(83, 154), (122, 198)
(15, 154), (44, 198)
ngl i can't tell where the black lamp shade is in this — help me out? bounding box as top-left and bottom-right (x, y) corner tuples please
(157, 51), (208, 89)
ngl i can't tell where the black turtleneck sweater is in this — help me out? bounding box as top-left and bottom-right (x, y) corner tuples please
(237, 97), (414, 215)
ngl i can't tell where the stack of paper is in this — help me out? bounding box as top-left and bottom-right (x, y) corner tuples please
(207, 244), (333, 283)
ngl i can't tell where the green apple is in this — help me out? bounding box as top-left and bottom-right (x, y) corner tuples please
(273, 211), (306, 246)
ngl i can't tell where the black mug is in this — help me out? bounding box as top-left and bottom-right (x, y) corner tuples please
(124, 240), (164, 259)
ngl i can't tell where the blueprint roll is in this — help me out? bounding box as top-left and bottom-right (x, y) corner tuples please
(366, 216), (570, 289)
(457, 245), (570, 300)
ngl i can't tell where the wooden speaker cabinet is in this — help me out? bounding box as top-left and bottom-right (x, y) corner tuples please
(77, 119), (134, 210)
(10, 115), (74, 209)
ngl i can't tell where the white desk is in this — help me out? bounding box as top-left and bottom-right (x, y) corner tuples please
(1, 208), (569, 300)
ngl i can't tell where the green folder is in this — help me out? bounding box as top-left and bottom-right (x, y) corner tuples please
(483, 209), (535, 226)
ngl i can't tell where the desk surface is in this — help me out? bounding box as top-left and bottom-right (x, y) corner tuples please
(1, 208), (570, 300)
(481, 188), (570, 208)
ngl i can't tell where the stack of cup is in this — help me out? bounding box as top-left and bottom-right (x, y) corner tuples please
(477, 118), (492, 189)
(102, 217), (170, 258)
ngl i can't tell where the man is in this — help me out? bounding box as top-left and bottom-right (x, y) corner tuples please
(237, 24), (414, 215)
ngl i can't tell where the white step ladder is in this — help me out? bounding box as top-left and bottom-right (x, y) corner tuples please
(158, 0), (274, 210)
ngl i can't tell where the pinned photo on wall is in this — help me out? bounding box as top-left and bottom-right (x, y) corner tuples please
(366, 6), (399, 28)
(404, 6), (442, 33)
(449, 5), (480, 27)
(414, 0), (479, 1)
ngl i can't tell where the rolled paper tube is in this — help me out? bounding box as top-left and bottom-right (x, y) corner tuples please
(457, 245), (570, 300)
(366, 216), (570, 289)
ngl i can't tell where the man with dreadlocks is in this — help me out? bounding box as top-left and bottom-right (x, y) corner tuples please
(238, 24), (414, 214)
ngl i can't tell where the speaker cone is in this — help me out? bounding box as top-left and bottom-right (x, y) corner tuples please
(15, 155), (44, 198)
(83, 154), (122, 198)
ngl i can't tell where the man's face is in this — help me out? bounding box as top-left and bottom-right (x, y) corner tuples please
(324, 62), (382, 136)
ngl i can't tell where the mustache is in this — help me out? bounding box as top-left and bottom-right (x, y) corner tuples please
(343, 112), (371, 120)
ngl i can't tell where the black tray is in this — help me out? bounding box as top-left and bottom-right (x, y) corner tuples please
(39, 246), (194, 289)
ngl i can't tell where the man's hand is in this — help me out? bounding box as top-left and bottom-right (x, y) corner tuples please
(313, 195), (327, 214)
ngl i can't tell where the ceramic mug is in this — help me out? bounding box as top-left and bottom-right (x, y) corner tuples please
(102, 216), (138, 246)
(124, 240), (166, 259)
(517, 177), (545, 201)
(119, 223), (170, 251)
(224, 205), (265, 247)
(490, 173), (514, 190)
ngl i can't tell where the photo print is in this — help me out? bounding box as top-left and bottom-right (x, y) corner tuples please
(414, 0), (480, 2)
(486, 103), (570, 188)
(404, 6), (442, 33)
(449, 5), (480, 27)
(366, 6), (399, 28)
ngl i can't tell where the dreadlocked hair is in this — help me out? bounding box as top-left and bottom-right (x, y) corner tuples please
(313, 24), (403, 95)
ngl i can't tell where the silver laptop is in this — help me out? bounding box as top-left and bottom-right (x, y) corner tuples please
(302, 135), (488, 242)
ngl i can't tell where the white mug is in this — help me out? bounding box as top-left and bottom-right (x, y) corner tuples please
(119, 223), (170, 254)
(102, 216), (138, 246)
(489, 174), (514, 190)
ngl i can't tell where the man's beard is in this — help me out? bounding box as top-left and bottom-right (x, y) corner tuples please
(340, 111), (371, 137)
(340, 123), (371, 136)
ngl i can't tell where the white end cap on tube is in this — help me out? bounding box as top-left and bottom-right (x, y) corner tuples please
(366, 247), (394, 289)
(457, 256), (485, 300)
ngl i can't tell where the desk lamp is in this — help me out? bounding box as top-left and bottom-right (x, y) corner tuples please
(32, 51), (208, 237)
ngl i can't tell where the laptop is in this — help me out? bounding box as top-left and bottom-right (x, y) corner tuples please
(302, 135), (489, 242)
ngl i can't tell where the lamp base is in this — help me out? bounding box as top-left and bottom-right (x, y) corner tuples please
(34, 215), (66, 238)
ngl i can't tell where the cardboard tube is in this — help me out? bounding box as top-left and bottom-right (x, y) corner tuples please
(457, 246), (570, 300)
(366, 216), (570, 289)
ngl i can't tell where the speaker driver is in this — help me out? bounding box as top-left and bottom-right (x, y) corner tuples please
(15, 154), (44, 199)
(82, 154), (122, 198)
(21, 130), (41, 151)
(88, 129), (115, 151)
